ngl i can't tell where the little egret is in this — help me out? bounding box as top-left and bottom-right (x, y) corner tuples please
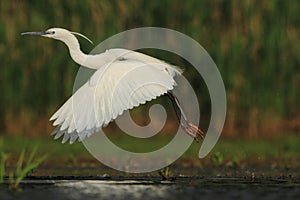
(22, 28), (204, 144)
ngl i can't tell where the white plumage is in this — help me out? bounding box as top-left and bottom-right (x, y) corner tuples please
(50, 49), (181, 143)
(22, 28), (204, 144)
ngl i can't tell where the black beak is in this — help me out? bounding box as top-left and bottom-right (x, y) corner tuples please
(21, 31), (50, 36)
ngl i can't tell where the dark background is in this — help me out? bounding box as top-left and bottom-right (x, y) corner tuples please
(0, 0), (299, 139)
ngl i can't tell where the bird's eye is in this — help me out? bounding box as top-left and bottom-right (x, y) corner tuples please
(51, 31), (55, 34)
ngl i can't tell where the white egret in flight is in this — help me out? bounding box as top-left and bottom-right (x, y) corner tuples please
(22, 28), (204, 144)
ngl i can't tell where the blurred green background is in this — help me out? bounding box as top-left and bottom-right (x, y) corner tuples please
(0, 0), (299, 140)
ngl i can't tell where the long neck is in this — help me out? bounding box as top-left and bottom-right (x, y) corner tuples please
(62, 34), (89, 67)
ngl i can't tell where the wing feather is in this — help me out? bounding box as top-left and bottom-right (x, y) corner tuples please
(50, 49), (182, 143)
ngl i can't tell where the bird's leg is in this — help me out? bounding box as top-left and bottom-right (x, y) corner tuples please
(167, 91), (204, 142)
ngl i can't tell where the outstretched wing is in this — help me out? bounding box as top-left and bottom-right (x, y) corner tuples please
(50, 49), (182, 144)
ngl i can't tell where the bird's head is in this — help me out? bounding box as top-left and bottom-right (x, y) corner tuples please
(21, 27), (93, 44)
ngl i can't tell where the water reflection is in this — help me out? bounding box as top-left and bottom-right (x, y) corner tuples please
(1, 178), (299, 200)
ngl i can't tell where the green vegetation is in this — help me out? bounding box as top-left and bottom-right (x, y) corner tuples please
(0, 138), (47, 190)
(0, 1), (299, 137)
(0, 138), (8, 183)
(8, 146), (47, 190)
(1, 134), (299, 169)
(159, 166), (174, 181)
(212, 152), (225, 166)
